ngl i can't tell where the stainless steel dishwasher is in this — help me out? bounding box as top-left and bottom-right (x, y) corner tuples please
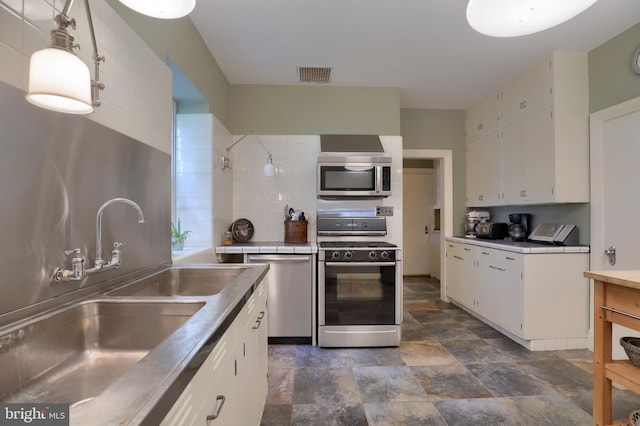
(247, 254), (313, 344)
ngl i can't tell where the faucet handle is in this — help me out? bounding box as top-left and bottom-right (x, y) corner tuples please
(113, 241), (125, 251)
(64, 248), (82, 257)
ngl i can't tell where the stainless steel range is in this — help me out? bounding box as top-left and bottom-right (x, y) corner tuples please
(317, 214), (402, 347)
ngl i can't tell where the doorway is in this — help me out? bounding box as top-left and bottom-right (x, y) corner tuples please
(403, 149), (453, 302)
(403, 168), (434, 276)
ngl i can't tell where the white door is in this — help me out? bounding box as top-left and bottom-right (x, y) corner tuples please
(590, 96), (640, 356)
(403, 169), (433, 276)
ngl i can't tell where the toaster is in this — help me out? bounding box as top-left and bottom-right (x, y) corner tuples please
(475, 222), (509, 240)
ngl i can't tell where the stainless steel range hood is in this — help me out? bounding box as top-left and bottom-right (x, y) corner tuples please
(320, 135), (385, 155)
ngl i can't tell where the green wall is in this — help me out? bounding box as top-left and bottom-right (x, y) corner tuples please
(228, 85), (400, 135)
(401, 109), (467, 233)
(105, 0), (230, 125)
(589, 23), (640, 113)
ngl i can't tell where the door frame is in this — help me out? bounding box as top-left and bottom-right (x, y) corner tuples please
(589, 94), (640, 350)
(403, 149), (453, 302)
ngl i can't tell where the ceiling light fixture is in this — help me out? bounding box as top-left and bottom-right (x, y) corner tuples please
(466, 0), (599, 37)
(118, 0), (196, 19)
(222, 131), (276, 177)
(26, 0), (104, 114)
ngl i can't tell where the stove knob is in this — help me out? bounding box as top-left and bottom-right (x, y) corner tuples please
(344, 251), (353, 260)
(380, 251), (390, 260)
(331, 251), (341, 260)
(368, 251), (377, 260)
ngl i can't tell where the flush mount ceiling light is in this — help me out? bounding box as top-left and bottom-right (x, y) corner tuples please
(118, 0), (196, 19)
(26, 0), (104, 114)
(222, 131), (276, 177)
(466, 0), (599, 37)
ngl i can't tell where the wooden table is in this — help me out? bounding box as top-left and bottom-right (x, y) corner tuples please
(585, 270), (640, 426)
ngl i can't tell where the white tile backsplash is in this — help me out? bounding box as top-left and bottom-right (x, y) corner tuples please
(231, 135), (321, 242)
(0, 0), (172, 153)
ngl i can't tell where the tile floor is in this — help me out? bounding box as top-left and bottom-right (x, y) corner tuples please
(260, 276), (640, 425)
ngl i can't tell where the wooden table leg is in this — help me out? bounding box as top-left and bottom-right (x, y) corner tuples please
(593, 279), (613, 426)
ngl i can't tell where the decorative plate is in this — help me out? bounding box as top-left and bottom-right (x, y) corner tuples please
(230, 218), (254, 243)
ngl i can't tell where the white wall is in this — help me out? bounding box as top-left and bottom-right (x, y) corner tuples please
(0, 0), (171, 153)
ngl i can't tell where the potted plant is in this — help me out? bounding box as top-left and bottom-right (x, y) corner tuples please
(171, 219), (191, 251)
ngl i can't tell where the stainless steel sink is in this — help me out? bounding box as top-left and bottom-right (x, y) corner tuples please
(107, 265), (247, 297)
(0, 300), (204, 406)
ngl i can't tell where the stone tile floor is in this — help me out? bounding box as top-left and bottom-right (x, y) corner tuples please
(260, 276), (640, 425)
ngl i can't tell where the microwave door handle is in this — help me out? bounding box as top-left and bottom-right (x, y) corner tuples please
(344, 165), (374, 171)
(375, 166), (382, 193)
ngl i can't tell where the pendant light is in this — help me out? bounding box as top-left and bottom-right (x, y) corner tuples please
(118, 0), (196, 19)
(466, 0), (599, 37)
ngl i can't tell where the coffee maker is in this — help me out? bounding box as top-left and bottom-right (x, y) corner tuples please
(465, 210), (490, 237)
(508, 213), (531, 241)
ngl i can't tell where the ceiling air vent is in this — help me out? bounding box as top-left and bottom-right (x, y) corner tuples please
(297, 67), (332, 84)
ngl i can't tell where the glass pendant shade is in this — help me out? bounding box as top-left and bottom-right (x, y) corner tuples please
(26, 47), (93, 114)
(466, 0), (599, 37)
(263, 158), (275, 177)
(118, 0), (196, 19)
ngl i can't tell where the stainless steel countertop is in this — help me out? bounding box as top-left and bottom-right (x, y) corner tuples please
(447, 236), (590, 254)
(63, 262), (270, 425)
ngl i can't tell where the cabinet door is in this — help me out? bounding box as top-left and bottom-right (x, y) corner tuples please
(494, 253), (524, 337)
(475, 249), (502, 319)
(235, 282), (268, 425)
(446, 243), (476, 309)
(466, 132), (501, 206)
(466, 92), (500, 141)
(522, 107), (555, 203)
(500, 121), (526, 203)
(161, 332), (236, 426)
(501, 107), (555, 204)
(501, 58), (553, 126)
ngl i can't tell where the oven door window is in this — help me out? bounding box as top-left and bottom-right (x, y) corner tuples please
(324, 264), (396, 325)
(320, 166), (375, 191)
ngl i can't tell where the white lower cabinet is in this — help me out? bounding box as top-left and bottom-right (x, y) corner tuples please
(162, 281), (268, 426)
(445, 242), (476, 309)
(446, 241), (589, 347)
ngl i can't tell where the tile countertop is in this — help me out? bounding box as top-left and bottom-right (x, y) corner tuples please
(446, 236), (590, 254)
(215, 241), (318, 254)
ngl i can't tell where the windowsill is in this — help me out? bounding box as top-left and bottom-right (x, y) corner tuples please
(172, 246), (215, 264)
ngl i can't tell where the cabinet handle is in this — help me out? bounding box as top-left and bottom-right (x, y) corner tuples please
(253, 320), (262, 330)
(206, 395), (226, 421)
(519, 100), (527, 109)
(520, 190), (527, 197)
(479, 195), (484, 201)
(489, 265), (497, 269)
(505, 256), (515, 261)
(477, 123), (483, 131)
(481, 251), (489, 255)
(497, 267), (506, 272)
(257, 311), (265, 320)
(464, 247), (471, 252)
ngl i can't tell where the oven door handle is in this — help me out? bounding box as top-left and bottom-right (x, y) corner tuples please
(324, 262), (396, 267)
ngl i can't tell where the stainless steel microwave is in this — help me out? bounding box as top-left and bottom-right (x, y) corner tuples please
(317, 156), (392, 198)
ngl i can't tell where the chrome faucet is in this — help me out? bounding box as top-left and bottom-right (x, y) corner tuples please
(54, 198), (145, 282)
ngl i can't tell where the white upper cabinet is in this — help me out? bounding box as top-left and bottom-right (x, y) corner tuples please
(465, 51), (589, 207)
(466, 92), (501, 142)
(466, 131), (501, 206)
(500, 59), (553, 126)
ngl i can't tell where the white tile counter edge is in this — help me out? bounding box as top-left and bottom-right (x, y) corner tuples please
(216, 242), (318, 254)
(446, 237), (590, 254)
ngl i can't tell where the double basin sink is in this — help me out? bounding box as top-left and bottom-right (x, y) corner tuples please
(0, 264), (268, 423)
